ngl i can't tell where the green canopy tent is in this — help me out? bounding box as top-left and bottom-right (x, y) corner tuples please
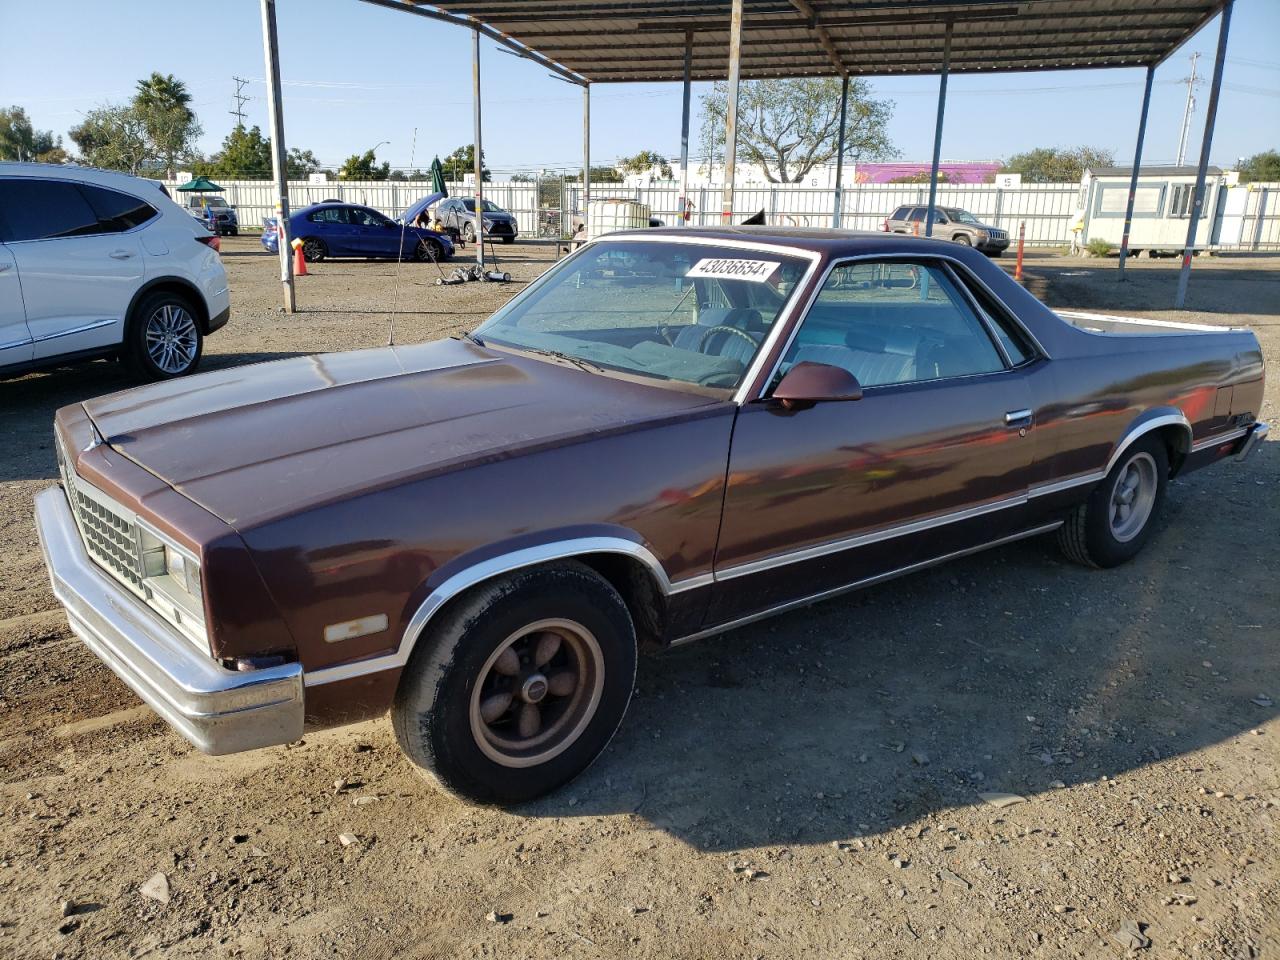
(174, 176), (224, 193)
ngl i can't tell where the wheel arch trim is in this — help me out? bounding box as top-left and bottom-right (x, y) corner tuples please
(1105, 409), (1193, 477)
(303, 536), (700, 688)
(125, 276), (210, 334)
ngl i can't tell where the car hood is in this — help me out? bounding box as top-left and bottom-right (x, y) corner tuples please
(81, 338), (720, 529)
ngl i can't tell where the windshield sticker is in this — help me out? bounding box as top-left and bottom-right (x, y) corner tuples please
(686, 258), (781, 283)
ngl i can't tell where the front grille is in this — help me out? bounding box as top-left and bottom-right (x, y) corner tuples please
(987, 229), (1008, 241)
(61, 463), (147, 596)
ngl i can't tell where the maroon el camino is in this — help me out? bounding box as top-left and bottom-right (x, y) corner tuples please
(37, 228), (1266, 803)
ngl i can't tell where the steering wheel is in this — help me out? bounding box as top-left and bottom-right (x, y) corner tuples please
(698, 325), (759, 354)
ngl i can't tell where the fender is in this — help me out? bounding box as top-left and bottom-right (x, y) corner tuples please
(302, 532), (709, 688)
(124, 276), (210, 334)
(1104, 407), (1193, 477)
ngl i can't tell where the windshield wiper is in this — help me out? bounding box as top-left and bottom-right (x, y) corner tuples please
(522, 346), (604, 375)
(461, 331), (486, 346)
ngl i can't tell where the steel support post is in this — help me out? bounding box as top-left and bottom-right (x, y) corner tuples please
(1175, 0), (1233, 308)
(1118, 65), (1156, 279)
(721, 0), (743, 223)
(472, 28), (484, 269)
(259, 0), (295, 312)
(924, 22), (953, 239)
(678, 32), (692, 226)
(832, 74), (849, 228)
(583, 83), (591, 233)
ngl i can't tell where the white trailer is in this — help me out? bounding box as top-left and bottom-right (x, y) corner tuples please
(1078, 165), (1245, 255)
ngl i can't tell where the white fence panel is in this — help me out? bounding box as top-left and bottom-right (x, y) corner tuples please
(165, 178), (1278, 250)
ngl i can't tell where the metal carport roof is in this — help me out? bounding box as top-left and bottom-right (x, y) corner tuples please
(422, 0), (1226, 82)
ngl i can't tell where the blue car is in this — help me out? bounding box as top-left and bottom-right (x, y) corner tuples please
(262, 201), (453, 263)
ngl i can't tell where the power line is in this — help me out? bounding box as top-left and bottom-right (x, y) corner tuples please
(1176, 52), (1202, 166)
(230, 76), (251, 126)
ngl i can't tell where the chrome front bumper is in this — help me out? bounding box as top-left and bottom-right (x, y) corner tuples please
(1235, 421), (1269, 462)
(35, 486), (304, 755)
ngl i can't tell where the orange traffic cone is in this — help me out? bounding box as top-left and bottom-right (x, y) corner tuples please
(291, 238), (308, 276)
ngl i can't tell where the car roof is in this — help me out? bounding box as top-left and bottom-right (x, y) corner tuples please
(603, 226), (984, 257)
(0, 161), (166, 196)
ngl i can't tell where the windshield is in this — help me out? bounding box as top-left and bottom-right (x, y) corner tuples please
(945, 208), (981, 225)
(475, 240), (810, 392)
(461, 199), (501, 213)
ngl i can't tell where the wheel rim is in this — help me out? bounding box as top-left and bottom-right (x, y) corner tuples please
(145, 304), (199, 375)
(303, 239), (323, 261)
(468, 618), (604, 769)
(1109, 451), (1158, 542)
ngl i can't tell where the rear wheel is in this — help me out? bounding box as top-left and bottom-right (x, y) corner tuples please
(124, 290), (204, 381)
(393, 562), (637, 805)
(301, 237), (327, 262)
(1059, 434), (1168, 568)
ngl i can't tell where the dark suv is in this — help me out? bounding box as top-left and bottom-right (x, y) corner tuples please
(884, 205), (1009, 256)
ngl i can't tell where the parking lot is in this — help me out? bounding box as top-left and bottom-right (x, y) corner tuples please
(1, 239), (1277, 959)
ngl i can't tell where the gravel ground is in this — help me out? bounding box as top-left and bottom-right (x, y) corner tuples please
(0, 240), (1276, 959)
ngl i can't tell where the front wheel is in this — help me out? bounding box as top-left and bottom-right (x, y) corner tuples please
(1059, 434), (1169, 568)
(124, 291), (204, 381)
(501, 235), (516, 245)
(414, 238), (442, 262)
(462, 222), (476, 243)
(393, 562), (637, 805)
(952, 234), (972, 246)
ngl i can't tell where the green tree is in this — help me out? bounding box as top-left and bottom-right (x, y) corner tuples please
(69, 104), (151, 175)
(338, 149), (391, 180)
(0, 105), (64, 162)
(619, 150), (673, 179)
(196, 125), (273, 178)
(1238, 150), (1280, 183)
(1001, 146), (1114, 183)
(699, 77), (894, 183)
(131, 73), (201, 178)
(287, 147), (323, 179)
(442, 144), (490, 182)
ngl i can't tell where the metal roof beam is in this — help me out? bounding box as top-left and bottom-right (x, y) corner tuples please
(359, 0), (588, 84)
(536, 35), (1178, 58)
(788, 0), (847, 76)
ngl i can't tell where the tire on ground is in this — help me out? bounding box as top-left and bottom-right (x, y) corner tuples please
(123, 289), (204, 381)
(393, 561), (637, 805)
(1058, 433), (1169, 568)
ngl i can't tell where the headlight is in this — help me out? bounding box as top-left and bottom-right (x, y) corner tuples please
(138, 522), (207, 645)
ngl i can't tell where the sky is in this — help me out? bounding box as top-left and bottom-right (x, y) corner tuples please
(2, 0), (1277, 175)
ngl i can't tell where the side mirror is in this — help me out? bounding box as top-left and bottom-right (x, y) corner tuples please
(771, 361), (863, 410)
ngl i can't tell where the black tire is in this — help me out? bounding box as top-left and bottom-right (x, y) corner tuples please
(501, 235), (516, 245)
(414, 238), (443, 263)
(230, 227), (239, 237)
(123, 289), (204, 381)
(1058, 434), (1169, 568)
(393, 561), (637, 805)
(462, 221), (476, 243)
(301, 237), (327, 263)
(953, 234), (972, 246)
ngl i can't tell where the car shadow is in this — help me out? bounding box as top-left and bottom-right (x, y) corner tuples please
(0, 351), (306, 483)
(518, 446), (1277, 851)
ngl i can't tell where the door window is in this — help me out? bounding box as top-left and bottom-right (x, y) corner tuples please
(351, 207), (391, 227)
(776, 260), (1006, 389)
(79, 184), (157, 232)
(308, 206), (351, 224)
(0, 179), (103, 241)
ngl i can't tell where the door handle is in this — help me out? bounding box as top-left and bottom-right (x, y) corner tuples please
(1004, 408), (1034, 428)
(109, 250), (134, 260)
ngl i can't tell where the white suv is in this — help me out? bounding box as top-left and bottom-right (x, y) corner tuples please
(0, 162), (230, 381)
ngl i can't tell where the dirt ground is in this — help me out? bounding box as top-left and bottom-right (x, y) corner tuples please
(1, 239), (1277, 960)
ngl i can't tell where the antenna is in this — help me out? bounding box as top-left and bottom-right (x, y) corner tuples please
(230, 76), (251, 127)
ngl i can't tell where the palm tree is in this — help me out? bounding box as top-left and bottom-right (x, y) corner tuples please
(135, 73), (193, 122)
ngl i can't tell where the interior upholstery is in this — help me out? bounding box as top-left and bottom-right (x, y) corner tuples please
(671, 307), (764, 367)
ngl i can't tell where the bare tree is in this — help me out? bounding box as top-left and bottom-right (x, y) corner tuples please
(700, 77), (894, 183)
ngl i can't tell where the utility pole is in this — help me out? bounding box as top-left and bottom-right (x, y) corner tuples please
(230, 76), (251, 127)
(1176, 52), (1202, 166)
